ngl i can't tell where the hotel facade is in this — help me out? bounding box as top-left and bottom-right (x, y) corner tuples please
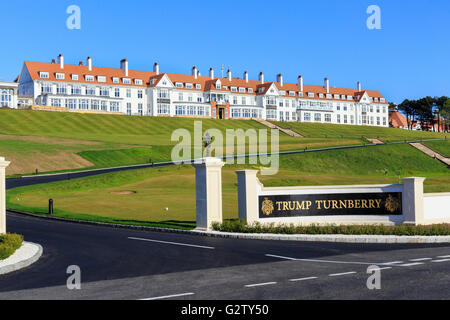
(16, 55), (389, 126)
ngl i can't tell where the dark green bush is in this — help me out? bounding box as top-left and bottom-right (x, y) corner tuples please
(213, 220), (450, 236)
(0, 233), (24, 260)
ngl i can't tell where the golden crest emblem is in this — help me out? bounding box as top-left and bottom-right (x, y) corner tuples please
(261, 197), (274, 216)
(384, 194), (400, 213)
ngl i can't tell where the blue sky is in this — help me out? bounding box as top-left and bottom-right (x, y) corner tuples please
(1, 0), (449, 103)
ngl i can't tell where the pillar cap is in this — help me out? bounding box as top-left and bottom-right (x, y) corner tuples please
(192, 157), (224, 168)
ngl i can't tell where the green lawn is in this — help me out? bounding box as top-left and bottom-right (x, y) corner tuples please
(273, 121), (449, 141)
(7, 144), (449, 229)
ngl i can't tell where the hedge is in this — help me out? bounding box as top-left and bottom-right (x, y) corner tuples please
(0, 233), (24, 260)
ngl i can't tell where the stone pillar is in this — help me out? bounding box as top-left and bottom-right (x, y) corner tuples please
(236, 170), (260, 225)
(0, 157), (10, 234)
(402, 177), (425, 225)
(192, 157), (224, 230)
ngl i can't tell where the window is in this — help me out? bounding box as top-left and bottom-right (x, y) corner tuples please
(314, 113), (321, 122)
(319, 93), (324, 98)
(344, 115), (348, 124)
(113, 77), (119, 84)
(325, 114), (331, 122)
(126, 89), (131, 98)
(382, 106), (386, 113)
(326, 94), (332, 99)
(347, 95), (353, 100)
(85, 75), (94, 82)
(110, 102), (120, 112)
(40, 72), (49, 79)
(266, 109), (276, 119)
(188, 94), (193, 102)
(351, 115), (354, 124)
(336, 104), (340, 111)
(176, 82), (183, 88)
(66, 99), (77, 110)
(126, 103), (132, 115)
(54, 73), (64, 80)
(91, 100), (99, 110)
(158, 89), (168, 98)
(137, 90), (143, 99)
(72, 74), (79, 81)
(308, 92), (314, 98)
(0, 89), (12, 107)
(334, 94), (340, 99)
(86, 87), (95, 95)
(303, 112), (311, 121)
(101, 101), (107, 111)
(241, 97), (246, 105)
(233, 96), (238, 105)
(50, 98), (62, 107)
(135, 79), (143, 85)
(239, 87), (245, 93)
(185, 83), (193, 89)
(79, 99), (89, 110)
(138, 103), (143, 115)
(231, 87), (237, 92)
(197, 95), (202, 103)
(343, 104), (347, 111)
(114, 88), (120, 98)
(280, 90), (286, 96)
(383, 117), (387, 126)
(216, 82), (221, 89)
(337, 114), (341, 123)
(248, 88), (253, 93)
(289, 91), (295, 97)
(56, 84), (67, 95)
(232, 108), (241, 118)
(123, 78), (131, 84)
(157, 103), (170, 114)
(71, 86), (82, 95)
(99, 87), (109, 97)
(41, 83), (52, 94)
(178, 93), (184, 101)
(195, 84), (201, 89)
(98, 76), (106, 83)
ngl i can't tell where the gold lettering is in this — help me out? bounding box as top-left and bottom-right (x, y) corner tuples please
(276, 201), (283, 211)
(315, 200), (323, 210)
(355, 199), (361, 209)
(361, 199), (368, 209)
(283, 201), (289, 211)
(369, 199), (375, 209)
(348, 200), (354, 209)
(288, 201), (295, 210)
(305, 201), (312, 210)
(296, 201), (305, 210)
(323, 200), (331, 210)
(375, 199), (382, 208)
(339, 200), (347, 209)
(331, 200), (339, 209)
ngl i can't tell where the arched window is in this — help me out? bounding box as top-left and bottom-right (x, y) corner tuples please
(0, 89), (12, 107)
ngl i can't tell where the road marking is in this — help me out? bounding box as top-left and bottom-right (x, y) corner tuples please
(382, 261), (404, 265)
(128, 237), (214, 250)
(436, 255), (450, 258)
(289, 277), (318, 282)
(431, 258), (450, 263)
(399, 262), (424, 267)
(409, 258), (432, 262)
(140, 292), (195, 300)
(265, 254), (404, 267)
(329, 271), (357, 277)
(378, 267), (392, 271)
(245, 282), (277, 288)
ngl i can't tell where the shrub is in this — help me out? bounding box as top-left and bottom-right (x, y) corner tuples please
(0, 233), (24, 260)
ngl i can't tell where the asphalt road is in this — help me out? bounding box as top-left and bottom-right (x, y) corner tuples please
(1, 211), (449, 300)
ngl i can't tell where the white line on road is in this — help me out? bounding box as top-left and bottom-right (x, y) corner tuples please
(399, 262), (424, 267)
(377, 267), (392, 271)
(329, 271), (357, 277)
(245, 282), (277, 288)
(382, 261), (404, 265)
(140, 292), (195, 300)
(409, 258), (432, 262)
(265, 254), (404, 267)
(431, 258), (450, 263)
(289, 277), (318, 282)
(128, 237), (215, 249)
(436, 255), (450, 258)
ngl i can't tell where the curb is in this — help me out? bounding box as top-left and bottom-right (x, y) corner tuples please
(7, 209), (450, 244)
(0, 241), (43, 275)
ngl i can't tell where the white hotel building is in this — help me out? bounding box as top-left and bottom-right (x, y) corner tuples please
(16, 55), (389, 126)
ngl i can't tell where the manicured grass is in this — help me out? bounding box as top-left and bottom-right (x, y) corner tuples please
(422, 140), (450, 157)
(212, 220), (450, 235)
(273, 121), (449, 141)
(6, 144), (449, 229)
(0, 233), (24, 260)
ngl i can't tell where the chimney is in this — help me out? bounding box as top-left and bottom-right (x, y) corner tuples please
(153, 62), (159, 75)
(324, 77), (329, 93)
(51, 59), (55, 64)
(243, 71), (248, 83)
(259, 72), (264, 84)
(58, 54), (64, 69)
(297, 75), (303, 92)
(192, 66), (198, 79)
(121, 59), (128, 76)
(87, 56), (92, 71)
(357, 81), (361, 91)
(227, 69), (232, 81)
(198, 71), (201, 77)
(209, 68), (214, 79)
(277, 73), (283, 87)
(79, 61), (83, 66)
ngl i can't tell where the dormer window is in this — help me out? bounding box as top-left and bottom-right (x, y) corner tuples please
(308, 92), (314, 98)
(279, 90), (286, 96)
(374, 97), (378, 102)
(185, 83), (193, 89)
(122, 78), (131, 84)
(347, 95), (353, 100)
(239, 87), (245, 93)
(55, 73), (65, 80)
(71, 74), (79, 81)
(216, 81), (221, 89)
(98, 76), (106, 83)
(223, 86), (228, 90)
(334, 94), (340, 99)
(248, 88), (253, 93)
(176, 82), (183, 88)
(318, 93), (324, 98)
(231, 87), (237, 92)
(298, 92), (303, 97)
(289, 91), (295, 96)
(258, 87), (263, 93)
(40, 72), (49, 79)
(85, 75), (94, 82)
(195, 84), (201, 89)
(380, 98), (385, 103)
(112, 77), (119, 84)
(326, 94), (332, 99)
(135, 79), (143, 85)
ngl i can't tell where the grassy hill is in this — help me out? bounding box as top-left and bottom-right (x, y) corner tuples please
(0, 109), (447, 176)
(6, 143), (449, 229)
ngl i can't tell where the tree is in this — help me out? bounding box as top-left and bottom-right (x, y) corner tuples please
(397, 99), (415, 130)
(441, 99), (450, 132)
(434, 96), (449, 132)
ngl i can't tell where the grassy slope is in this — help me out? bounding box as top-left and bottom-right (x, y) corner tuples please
(7, 144), (449, 229)
(273, 121), (449, 141)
